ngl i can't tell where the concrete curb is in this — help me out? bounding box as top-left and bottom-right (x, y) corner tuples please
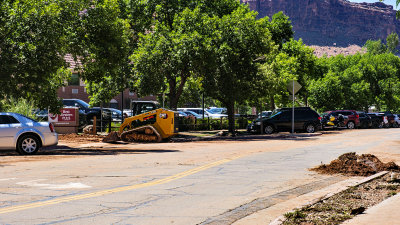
(269, 171), (389, 225)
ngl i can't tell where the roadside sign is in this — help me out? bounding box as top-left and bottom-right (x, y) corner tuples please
(48, 108), (79, 134)
(287, 80), (302, 134)
(287, 80), (302, 95)
(49, 108), (78, 125)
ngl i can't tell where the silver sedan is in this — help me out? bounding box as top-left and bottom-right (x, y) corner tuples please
(0, 112), (58, 155)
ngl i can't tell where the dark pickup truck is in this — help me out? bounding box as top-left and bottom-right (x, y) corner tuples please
(62, 99), (112, 124)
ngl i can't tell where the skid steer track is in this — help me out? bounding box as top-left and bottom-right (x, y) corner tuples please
(120, 125), (162, 143)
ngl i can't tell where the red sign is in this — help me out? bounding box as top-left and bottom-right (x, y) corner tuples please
(49, 108), (77, 125)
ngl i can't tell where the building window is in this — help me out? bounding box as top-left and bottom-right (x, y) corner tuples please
(72, 89), (79, 94)
(68, 74), (80, 86)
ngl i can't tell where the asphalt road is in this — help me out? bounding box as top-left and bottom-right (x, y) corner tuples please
(0, 129), (399, 225)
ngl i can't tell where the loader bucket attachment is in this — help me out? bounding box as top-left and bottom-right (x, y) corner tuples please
(102, 131), (121, 143)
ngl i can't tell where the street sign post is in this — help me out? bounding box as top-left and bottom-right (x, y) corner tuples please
(287, 80), (302, 134)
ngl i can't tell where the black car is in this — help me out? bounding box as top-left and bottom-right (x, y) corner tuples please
(248, 107), (321, 134)
(357, 111), (372, 129)
(367, 113), (384, 128)
(62, 99), (112, 124)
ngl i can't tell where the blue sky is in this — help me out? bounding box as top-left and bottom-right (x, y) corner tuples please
(349, 0), (398, 8)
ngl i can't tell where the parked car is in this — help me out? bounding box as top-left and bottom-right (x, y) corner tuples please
(34, 109), (49, 121)
(183, 110), (202, 119)
(205, 108), (228, 119)
(394, 114), (400, 128)
(178, 111), (189, 117)
(0, 113), (58, 155)
(123, 109), (133, 117)
(248, 107), (321, 134)
(357, 112), (373, 129)
(62, 99), (112, 123)
(321, 110), (360, 129)
(105, 108), (123, 122)
(207, 107), (226, 114)
(367, 113), (384, 128)
(259, 111), (272, 118)
(379, 111), (396, 127)
(178, 108), (210, 118)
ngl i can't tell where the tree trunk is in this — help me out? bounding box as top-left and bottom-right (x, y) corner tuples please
(168, 80), (178, 110)
(168, 75), (188, 110)
(226, 101), (235, 135)
(269, 95), (275, 110)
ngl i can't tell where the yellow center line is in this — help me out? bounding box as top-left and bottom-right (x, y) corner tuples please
(0, 156), (242, 214)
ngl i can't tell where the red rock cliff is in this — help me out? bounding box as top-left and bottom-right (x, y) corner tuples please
(241, 0), (399, 46)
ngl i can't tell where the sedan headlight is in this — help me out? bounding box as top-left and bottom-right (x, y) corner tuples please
(256, 122), (261, 125)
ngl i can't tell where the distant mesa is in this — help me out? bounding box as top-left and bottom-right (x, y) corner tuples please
(241, 0), (399, 47)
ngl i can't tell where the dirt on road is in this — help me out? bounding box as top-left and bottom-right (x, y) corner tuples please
(311, 152), (400, 176)
(59, 133), (105, 143)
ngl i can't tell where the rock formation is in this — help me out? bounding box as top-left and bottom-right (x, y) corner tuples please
(241, 0), (400, 46)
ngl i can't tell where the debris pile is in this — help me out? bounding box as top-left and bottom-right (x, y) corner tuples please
(311, 152), (400, 176)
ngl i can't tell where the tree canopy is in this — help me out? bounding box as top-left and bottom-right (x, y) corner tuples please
(0, 0), (74, 111)
(201, 6), (274, 133)
(308, 52), (400, 112)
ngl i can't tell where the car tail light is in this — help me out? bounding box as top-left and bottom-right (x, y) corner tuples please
(356, 114), (359, 119)
(49, 123), (55, 133)
(318, 117), (322, 120)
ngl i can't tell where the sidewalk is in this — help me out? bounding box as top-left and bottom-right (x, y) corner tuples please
(342, 193), (400, 225)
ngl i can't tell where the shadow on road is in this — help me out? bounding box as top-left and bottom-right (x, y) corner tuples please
(0, 146), (180, 156)
(171, 133), (320, 143)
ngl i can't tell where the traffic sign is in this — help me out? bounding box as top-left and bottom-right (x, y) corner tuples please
(287, 80), (302, 94)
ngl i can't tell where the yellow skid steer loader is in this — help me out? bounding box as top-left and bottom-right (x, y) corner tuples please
(103, 108), (178, 143)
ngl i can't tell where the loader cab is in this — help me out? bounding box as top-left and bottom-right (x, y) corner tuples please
(129, 101), (160, 116)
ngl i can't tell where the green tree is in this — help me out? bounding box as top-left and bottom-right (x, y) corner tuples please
(202, 6), (274, 134)
(0, 0), (74, 111)
(307, 72), (343, 112)
(131, 1), (243, 110)
(386, 32), (399, 54)
(268, 12), (293, 49)
(258, 39), (319, 110)
(71, 0), (133, 106)
(132, 7), (213, 109)
(364, 39), (387, 55)
(307, 52), (400, 112)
